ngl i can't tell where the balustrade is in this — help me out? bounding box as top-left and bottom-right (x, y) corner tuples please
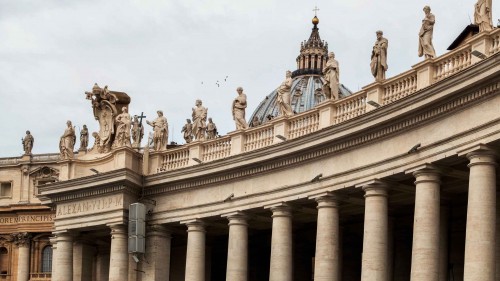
(288, 111), (320, 140)
(159, 147), (190, 172)
(202, 136), (231, 162)
(151, 29), (500, 173)
(244, 124), (274, 152)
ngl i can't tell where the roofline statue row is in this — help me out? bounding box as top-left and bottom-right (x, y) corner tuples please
(20, 4), (496, 157)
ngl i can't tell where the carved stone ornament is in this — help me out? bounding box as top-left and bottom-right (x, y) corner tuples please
(85, 83), (131, 153)
(0, 235), (13, 247)
(11, 232), (31, 247)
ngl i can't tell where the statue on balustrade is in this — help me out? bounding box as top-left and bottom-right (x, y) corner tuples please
(79, 125), (89, 151)
(131, 115), (144, 148)
(22, 130), (34, 155)
(59, 120), (76, 160)
(276, 70), (294, 117)
(181, 119), (193, 143)
(418, 6), (436, 59)
(113, 107), (132, 148)
(192, 99), (208, 141)
(322, 52), (340, 100)
(232, 87), (249, 130)
(85, 83), (131, 153)
(206, 118), (218, 139)
(370, 31), (389, 82)
(90, 132), (104, 153)
(474, 0), (493, 32)
(250, 116), (261, 127)
(146, 110), (168, 151)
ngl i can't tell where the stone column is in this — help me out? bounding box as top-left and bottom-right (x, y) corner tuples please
(95, 244), (110, 281)
(312, 194), (340, 281)
(409, 167), (441, 281)
(14, 232), (31, 281)
(359, 180), (389, 281)
(73, 239), (96, 281)
(54, 232), (74, 281)
(462, 148), (497, 281)
(268, 203), (293, 281)
(439, 205), (449, 281)
(143, 225), (172, 281)
(49, 236), (58, 280)
(184, 220), (206, 281)
(223, 212), (248, 281)
(108, 224), (129, 281)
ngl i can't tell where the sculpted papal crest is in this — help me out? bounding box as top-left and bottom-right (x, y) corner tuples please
(85, 83), (131, 153)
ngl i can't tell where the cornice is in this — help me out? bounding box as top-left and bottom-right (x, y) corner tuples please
(143, 54), (500, 196)
(39, 168), (142, 203)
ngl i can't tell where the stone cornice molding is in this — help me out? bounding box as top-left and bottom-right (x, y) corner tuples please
(39, 168), (142, 203)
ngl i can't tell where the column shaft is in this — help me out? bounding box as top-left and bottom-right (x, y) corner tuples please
(410, 170), (441, 281)
(269, 204), (293, 281)
(463, 151), (497, 281)
(54, 233), (74, 281)
(361, 183), (388, 281)
(313, 195), (340, 281)
(225, 213), (248, 281)
(17, 244), (30, 281)
(108, 225), (128, 281)
(143, 225), (172, 281)
(49, 236), (58, 281)
(96, 247), (110, 281)
(185, 221), (206, 281)
(439, 206), (449, 281)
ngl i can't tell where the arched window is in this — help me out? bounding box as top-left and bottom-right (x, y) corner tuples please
(0, 247), (8, 275)
(41, 246), (52, 272)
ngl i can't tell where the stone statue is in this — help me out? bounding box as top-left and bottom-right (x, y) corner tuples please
(85, 83), (131, 153)
(192, 99), (207, 141)
(322, 52), (340, 100)
(59, 120), (76, 160)
(131, 115), (144, 148)
(91, 132), (104, 153)
(418, 6), (437, 59)
(181, 119), (193, 143)
(206, 118), (218, 139)
(276, 70), (294, 117)
(370, 31), (389, 82)
(22, 130), (34, 155)
(250, 116), (261, 127)
(474, 0), (493, 32)
(232, 87), (249, 130)
(146, 110), (168, 151)
(79, 125), (89, 151)
(113, 107), (132, 148)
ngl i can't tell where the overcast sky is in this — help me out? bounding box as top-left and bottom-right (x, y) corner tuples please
(0, 0), (498, 157)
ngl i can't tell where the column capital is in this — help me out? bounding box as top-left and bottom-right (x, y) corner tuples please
(458, 144), (498, 163)
(182, 219), (206, 233)
(356, 179), (389, 197)
(407, 164), (442, 185)
(222, 211), (249, 226)
(265, 202), (292, 218)
(309, 192), (339, 209)
(107, 224), (127, 238)
(11, 232), (31, 248)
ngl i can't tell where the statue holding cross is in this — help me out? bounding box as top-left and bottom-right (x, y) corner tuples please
(131, 112), (146, 148)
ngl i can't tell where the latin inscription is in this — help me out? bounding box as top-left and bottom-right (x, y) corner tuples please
(56, 194), (123, 217)
(0, 214), (55, 225)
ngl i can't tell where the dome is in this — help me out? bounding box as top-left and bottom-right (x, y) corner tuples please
(249, 76), (352, 124)
(249, 15), (353, 125)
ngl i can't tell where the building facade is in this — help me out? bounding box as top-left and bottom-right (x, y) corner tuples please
(1, 16), (500, 281)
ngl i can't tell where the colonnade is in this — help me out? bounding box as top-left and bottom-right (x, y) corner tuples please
(47, 147), (497, 281)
